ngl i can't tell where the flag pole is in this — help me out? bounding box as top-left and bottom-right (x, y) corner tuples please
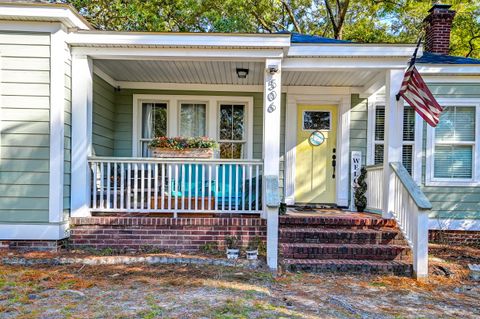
(396, 35), (423, 101)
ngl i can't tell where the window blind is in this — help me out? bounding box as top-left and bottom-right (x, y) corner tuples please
(434, 145), (473, 178)
(436, 107), (475, 142)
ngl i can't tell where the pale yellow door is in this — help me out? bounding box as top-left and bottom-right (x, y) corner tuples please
(295, 105), (337, 204)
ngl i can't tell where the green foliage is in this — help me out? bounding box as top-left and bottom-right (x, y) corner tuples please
(148, 136), (218, 150)
(247, 236), (261, 250)
(225, 235), (240, 249)
(354, 167), (367, 212)
(65, 0), (480, 58)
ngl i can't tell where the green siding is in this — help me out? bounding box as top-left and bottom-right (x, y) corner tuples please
(421, 83), (480, 220)
(0, 31), (50, 223)
(92, 75), (115, 156)
(350, 94), (368, 165)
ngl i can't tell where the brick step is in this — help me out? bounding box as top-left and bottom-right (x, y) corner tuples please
(279, 216), (397, 229)
(280, 243), (411, 261)
(279, 227), (407, 245)
(282, 259), (413, 276)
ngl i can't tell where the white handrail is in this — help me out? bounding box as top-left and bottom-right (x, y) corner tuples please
(366, 162), (431, 278)
(88, 157), (263, 216)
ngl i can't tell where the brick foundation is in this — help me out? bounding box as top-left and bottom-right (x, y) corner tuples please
(69, 217), (267, 252)
(429, 230), (480, 247)
(0, 240), (66, 252)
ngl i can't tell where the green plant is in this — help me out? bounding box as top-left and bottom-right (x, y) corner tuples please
(200, 242), (219, 254)
(247, 236), (261, 251)
(148, 136), (218, 150)
(225, 235), (240, 249)
(354, 167), (367, 212)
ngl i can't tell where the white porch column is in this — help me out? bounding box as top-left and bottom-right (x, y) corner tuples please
(71, 55), (93, 217)
(383, 69), (404, 218)
(48, 26), (66, 224)
(263, 59), (282, 270)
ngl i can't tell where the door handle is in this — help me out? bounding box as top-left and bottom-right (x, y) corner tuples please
(332, 148), (336, 179)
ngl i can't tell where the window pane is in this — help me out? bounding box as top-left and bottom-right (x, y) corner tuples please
(374, 144), (384, 165)
(375, 107), (385, 141)
(303, 111), (330, 130)
(434, 145), (473, 179)
(436, 106), (475, 142)
(142, 103), (167, 138)
(220, 104), (245, 141)
(402, 144), (413, 175)
(180, 103), (206, 137)
(220, 143), (244, 159)
(403, 107), (415, 141)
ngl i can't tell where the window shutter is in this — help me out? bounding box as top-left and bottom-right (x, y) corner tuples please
(375, 107), (385, 141)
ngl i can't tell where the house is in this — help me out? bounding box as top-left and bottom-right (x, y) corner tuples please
(0, 2), (479, 277)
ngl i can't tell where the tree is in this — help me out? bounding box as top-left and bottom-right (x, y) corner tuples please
(65, 0), (480, 58)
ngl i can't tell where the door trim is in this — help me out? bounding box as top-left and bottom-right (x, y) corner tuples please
(284, 94), (351, 207)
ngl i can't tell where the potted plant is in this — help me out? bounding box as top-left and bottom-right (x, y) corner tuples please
(354, 167), (367, 212)
(225, 235), (240, 259)
(246, 236), (261, 260)
(148, 136), (218, 158)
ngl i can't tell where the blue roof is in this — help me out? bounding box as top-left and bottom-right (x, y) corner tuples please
(277, 31), (351, 44)
(417, 52), (480, 65)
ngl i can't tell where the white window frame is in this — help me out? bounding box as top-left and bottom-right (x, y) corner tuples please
(301, 110), (332, 131)
(217, 102), (249, 159)
(132, 94), (253, 159)
(425, 99), (480, 187)
(366, 96), (422, 184)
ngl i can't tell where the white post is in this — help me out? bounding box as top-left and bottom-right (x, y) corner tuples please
(263, 59), (282, 270)
(49, 26), (66, 223)
(414, 211), (429, 278)
(383, 69), (404, 218)
(71, 55), (93, 217)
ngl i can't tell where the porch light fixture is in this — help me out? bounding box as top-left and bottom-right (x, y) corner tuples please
(236, 68), (249, 79)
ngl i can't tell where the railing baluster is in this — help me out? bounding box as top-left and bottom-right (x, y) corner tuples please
(201, 164), (205, 211)
(127, 163), (131, 210)
(167, 164), (172, 212)
(174, 164), (179, 216)
(106, 162), (111, 209)
(161, 164), (165, 211)
(133, 163), (138, 210)
(113, 162), (117, 210)
(255, 164), (260, 211)
(248, 165), (253, 211)
(154, 163), (159, 210)
(228, 164), (232, 211)
(120, 163), (124, 210)
(221, 165), (226, 211)
(195, 164), (199, 211)
(215, 164), (219, 212)
(140, 163), (145, 209)
(188, 164), (192, 211)
(235, 164), (239, 211)
(99, 162), (104, 209)
(242, 165), (246, 211)
(209, 165), (213, 211)
(181, 164), (185, 211)
(147, 163), (152, 210)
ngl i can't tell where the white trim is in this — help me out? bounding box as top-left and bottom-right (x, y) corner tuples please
(417, 65), (480, 75)
(71, 47), (284, 60)
(0, 21), (66, 32)
(132, 94), (254, 159)
(68, 32), (290, 47)
(48, 25), (66, 223)
(429, 218), (480, 231)
(282, 58), (409, 71)
(93, 65), (117, 88)
(359, 72), (385, 98)
(71, 55), (93, 217)
(283, 93), (351, 207)
(413, 113), (423, 184)
(288, 44), (418, 57)
(425, 100), (480, 187)
(0, 222), (69, 240)
(0, 3), (90, 30)
(423, 75), (480, 83)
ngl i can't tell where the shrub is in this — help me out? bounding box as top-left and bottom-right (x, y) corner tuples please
(148, 136), (218, 150)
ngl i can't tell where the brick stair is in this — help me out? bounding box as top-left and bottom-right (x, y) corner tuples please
(279, 214), (413, 276)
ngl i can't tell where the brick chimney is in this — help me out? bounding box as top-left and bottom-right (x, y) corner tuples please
(424, 4), (456, 55)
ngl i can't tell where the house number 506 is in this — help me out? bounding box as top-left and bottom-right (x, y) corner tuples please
(267, 79), (278, 113)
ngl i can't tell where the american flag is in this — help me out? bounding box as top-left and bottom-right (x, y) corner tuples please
(397, 63), (443, 127)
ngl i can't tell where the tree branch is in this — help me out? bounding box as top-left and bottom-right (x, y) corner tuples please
(281, 0), (302, 33)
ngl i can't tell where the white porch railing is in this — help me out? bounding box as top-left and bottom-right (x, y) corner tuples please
(88, 157), (263, 215)
(365, 164), (384, 214)
(366, 162), (432, 278)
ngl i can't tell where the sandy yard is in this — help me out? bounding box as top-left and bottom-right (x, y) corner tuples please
(0, 244), (479, 319)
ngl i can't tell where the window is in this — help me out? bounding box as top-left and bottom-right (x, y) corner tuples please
(219, 104), (245, 159)
(373, 106), (415, 174)
(180, 103), (206, 137)
(433, 106), (475, 180)
(140, 102), (167, 156)
(303, 111), (331, 130)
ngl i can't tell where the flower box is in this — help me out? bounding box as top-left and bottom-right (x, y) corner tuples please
(151, 148), (214, 159)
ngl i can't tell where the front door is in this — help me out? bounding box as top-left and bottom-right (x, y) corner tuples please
(295, 105), (337, 204)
